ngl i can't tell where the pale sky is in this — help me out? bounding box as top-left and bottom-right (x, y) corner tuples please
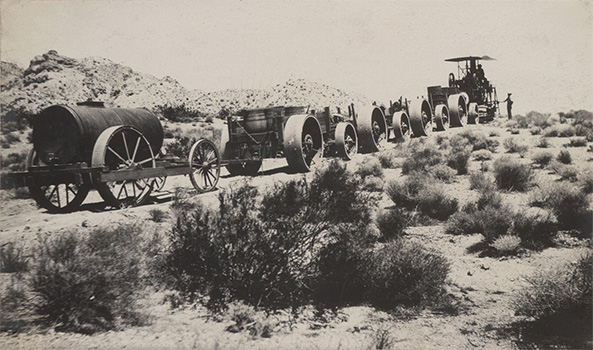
(1, 0), (592, 115)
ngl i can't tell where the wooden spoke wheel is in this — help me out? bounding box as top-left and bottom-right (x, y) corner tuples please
(226, 160), (262, 176)
(409, 99), (433, 137)
(434, 104), (450, 131)
(26, 149), (89, 213)
(357, 106), (387, 153)
(468, 102), (479, 124)
(92, 126), (157, 208)
(152, 176), (167, 191)
(448, 94), (468, 127)
(391, 111), (411, 142)
(335, 122), (358, 160)
(189, 139), (221, 192)
(284, 114), (324, 172)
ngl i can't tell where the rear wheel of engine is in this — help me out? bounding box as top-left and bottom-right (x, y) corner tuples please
(448, 94), (468, 127)
(409, 99), (433, 137)
(468, 103), (479, 124)
(357, 106), (387, 153)
(27, 149), (89, 213)
(335, 122), (358, 160)
(391, 111), (410, 142)
(284, 114), (323, 172)
(225, 160), (262, 176)
(434, 104), (449, 131)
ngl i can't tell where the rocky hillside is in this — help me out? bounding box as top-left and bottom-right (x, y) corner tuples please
(1, 51), (371, 117)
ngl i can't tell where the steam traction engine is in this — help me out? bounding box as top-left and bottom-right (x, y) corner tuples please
(221, 104), (387, 175)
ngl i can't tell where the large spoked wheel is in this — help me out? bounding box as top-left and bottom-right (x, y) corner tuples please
(434, 104), (450, 131)
(409, 99), (433, 137)
(284, 114), (324, 172)
(152, 176), (167, 192)
(226, 160), (262, 176)
(357, 106), (387, 153)
(189, 139), (221, 192)
(26, 149), (90, 213)
(335, 122), (358, 160)
(468, 102), (479, 124)
(448, 94), (468, 127)
(92, 126), (157, 208)
(391, 111), (411, 142)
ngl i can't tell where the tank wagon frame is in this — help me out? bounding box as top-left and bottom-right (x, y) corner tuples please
(9, 102), (221, 213)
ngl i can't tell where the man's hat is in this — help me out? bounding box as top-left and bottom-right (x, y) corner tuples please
(508, 93), (512, 95)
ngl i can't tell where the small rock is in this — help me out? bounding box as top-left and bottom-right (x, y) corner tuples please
(480, 264), (490, 270)
(81, 220), (89, 227)
(467, 271), (473, 276)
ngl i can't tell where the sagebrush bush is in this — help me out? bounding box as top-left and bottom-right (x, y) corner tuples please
(149, 208), (168, 222)
(376, 208), (410, 242)
(532, 151), (554, 168)
(529, 183), (591, 232)
(30, 225), (146, 333)
(427, 164), (456, 183)
(473, 149), (493, 161)
(511, 209), (557, 250)
(356, 157), (384, 178)
(544, 124), (576, 137)
(556, 150), (572, 164)
(578, 169), (593, 194)
(401, 140), (443, 174)
(156, 104), (204, 123)
(493, 156), (533, 191)
(363, 239), (450, 309)
(503, 137), (529, 156)
(376, 149), (402, 169)
(0, 243), (29, 273)
(566, 110), (593, 141)
(386, 175), (458, 220)
(530, 127), (542, 135)
(453, 130), (498, 152)
(514, 252), (592, 339)
(362, 175), (384, 192)
(1, 151), (28, 172)
(566, 137), (587, 147)
(469, 172), (495, 191)
(536, 137), (550, 148)
(549, 162), (578, 182)
(446, 147), (472, 175)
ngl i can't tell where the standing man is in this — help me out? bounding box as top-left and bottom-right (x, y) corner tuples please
(502, 93), (513, 119)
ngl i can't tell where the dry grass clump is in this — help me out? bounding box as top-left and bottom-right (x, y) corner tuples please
(529, 183), (592, 232)
(514, 251), (592, 343)
(386, 174), (459, 221)
(469, 172), (496, 192)
(556, 150), (572, 164)
(531, 151), (554, 168)
(493, 156), (533, 191)
(491, 235), (521, 255)
(149, 208), (168, 223)
(503, 137), (529, 156)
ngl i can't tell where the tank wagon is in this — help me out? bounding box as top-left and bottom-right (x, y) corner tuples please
(10, 101), (221, 212)
(220, 104), (387, 174)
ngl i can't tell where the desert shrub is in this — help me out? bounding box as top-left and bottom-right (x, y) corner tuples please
(156, 104), (204, 123)
(514, 252), (592, 340)
(473, 149), (492, 161)
(491, 235), (521, 255)
(530, 127), (542, 135)
(376, 149), (403, 169)
(493, 156), (533, 191)
(386, 175), (458, 220)
(530, 183), (591, 232)
(164, 127), (222, 159)
(164, 160), (374, 311)
(1, 151), (28, 172)
(30, 225), (146, 333)
(549, 162), (578, 182)
(511, 209), (558, 250)
(489, 130), (499, 137)
(452, 130), (498, 152)
(205, 116), (214, 124)
(401, 140), (443, 174)
(532, 151), (554, 168)
(0, 243), (29, 273)
(525, 111), (553, 129)
(479, 205), (515, 242)
(355, 157), (383, 178)
(445, 210), (482, 235)
(544, 124), (576, 138)
(446, 146), (472, 175)
(149, 208), (168, 222)
(363, 239), (449, 309)
(565, 137), (587, 147)
(427, 164), (456, 182)
(536, 137), (550, 148)
(568, 110), (593, 141)
(225, 302), (274, 338)
(510, 129), (520, 135)
(578, 169), (593, 194)
(503, 137), (529, 156)
(376, 208), (410, 242)
(469, 172), (495, 191)
(556, 150), (572, 164)
(362, 175), (384, 192)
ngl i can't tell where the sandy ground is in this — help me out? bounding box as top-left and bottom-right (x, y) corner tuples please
(1, 120), (592, 349)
